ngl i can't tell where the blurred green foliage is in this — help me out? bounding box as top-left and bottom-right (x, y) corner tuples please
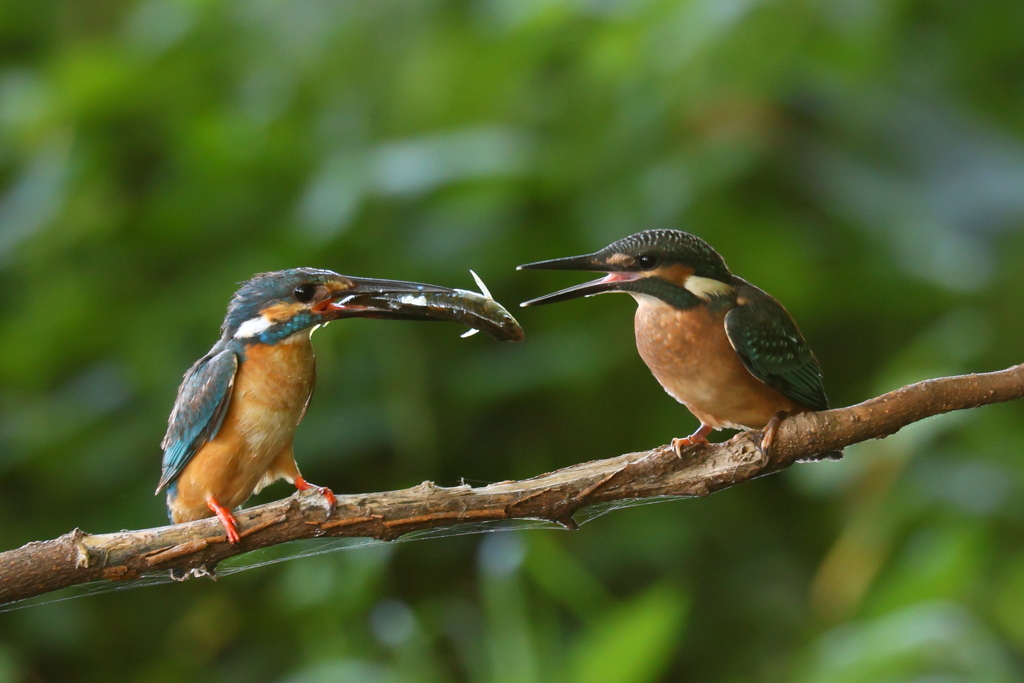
(1, 0), (1024, 681)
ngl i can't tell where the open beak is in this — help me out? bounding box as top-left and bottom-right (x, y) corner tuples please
(314, 277), (455, 319)
(518, 253), (641, 307)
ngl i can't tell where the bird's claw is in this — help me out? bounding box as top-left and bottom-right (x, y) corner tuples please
(671, 424), (713, 458)
(671, 437), (697, 458)
(757, 411), (788, 462)
(295, 477), (337, 519)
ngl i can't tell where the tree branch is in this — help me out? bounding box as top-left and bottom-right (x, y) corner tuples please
(2, 364), (1021, 607)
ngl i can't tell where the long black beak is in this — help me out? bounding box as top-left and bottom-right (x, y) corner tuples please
(517, 253), (607, 272)
(518, 253), (641, 307)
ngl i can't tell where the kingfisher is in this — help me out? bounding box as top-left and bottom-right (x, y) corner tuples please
(519, 230), (841, 460)
(157, 268), (468, 543)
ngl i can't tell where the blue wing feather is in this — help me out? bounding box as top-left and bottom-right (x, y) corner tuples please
(157, 346), (239, 493)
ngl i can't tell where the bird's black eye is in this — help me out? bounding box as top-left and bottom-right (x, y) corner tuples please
(636, 254), (658, 269)
(293, 283), (318, 303)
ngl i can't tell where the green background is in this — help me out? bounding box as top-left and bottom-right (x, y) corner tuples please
(2, 0), (1024, 681)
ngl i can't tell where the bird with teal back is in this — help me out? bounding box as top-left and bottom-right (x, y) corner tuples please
(159, 268), (523, 543)
(520, 230), (840, 461)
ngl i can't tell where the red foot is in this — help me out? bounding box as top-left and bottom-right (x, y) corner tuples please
(759, 411), (789, 457)
(295, 476), (337, 516)
(672, 424), (713, 457)
(206, 496), (241, 544)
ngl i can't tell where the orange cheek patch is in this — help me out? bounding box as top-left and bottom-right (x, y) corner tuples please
(260, 301), (308, 323)
(652, 264), (695, 287)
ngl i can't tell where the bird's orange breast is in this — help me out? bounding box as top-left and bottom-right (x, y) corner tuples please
(633, 296), (802, 430)
(168, 334), (316, 523)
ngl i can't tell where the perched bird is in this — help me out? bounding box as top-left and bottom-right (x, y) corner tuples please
(158, 268), (472, 543)
(519, 230), (840, 460)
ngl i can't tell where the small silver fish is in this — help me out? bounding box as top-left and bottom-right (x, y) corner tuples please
(337, 271), (524, 342)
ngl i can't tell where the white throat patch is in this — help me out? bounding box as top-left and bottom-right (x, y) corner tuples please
(684, 276), (733, 300)
(234, 315), (273, 339)
(627, 291), (665, 307)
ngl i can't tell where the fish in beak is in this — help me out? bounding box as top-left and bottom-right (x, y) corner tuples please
(320, 272), (525, 342)
(313, 276), (454, 317)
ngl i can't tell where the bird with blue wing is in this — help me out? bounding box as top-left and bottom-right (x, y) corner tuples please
(519, 230), (840, 461)
(159, 268), (522, 543)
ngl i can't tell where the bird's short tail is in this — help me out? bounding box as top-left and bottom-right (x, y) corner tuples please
(797, 449), (844, 463)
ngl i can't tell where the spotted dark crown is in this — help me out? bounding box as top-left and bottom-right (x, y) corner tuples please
(601, 229), (732, 282)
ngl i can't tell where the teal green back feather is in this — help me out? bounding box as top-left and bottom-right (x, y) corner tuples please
(724, 282), (828, 412)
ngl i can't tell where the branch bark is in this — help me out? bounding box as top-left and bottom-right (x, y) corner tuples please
(2, 364), (1022, 607)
